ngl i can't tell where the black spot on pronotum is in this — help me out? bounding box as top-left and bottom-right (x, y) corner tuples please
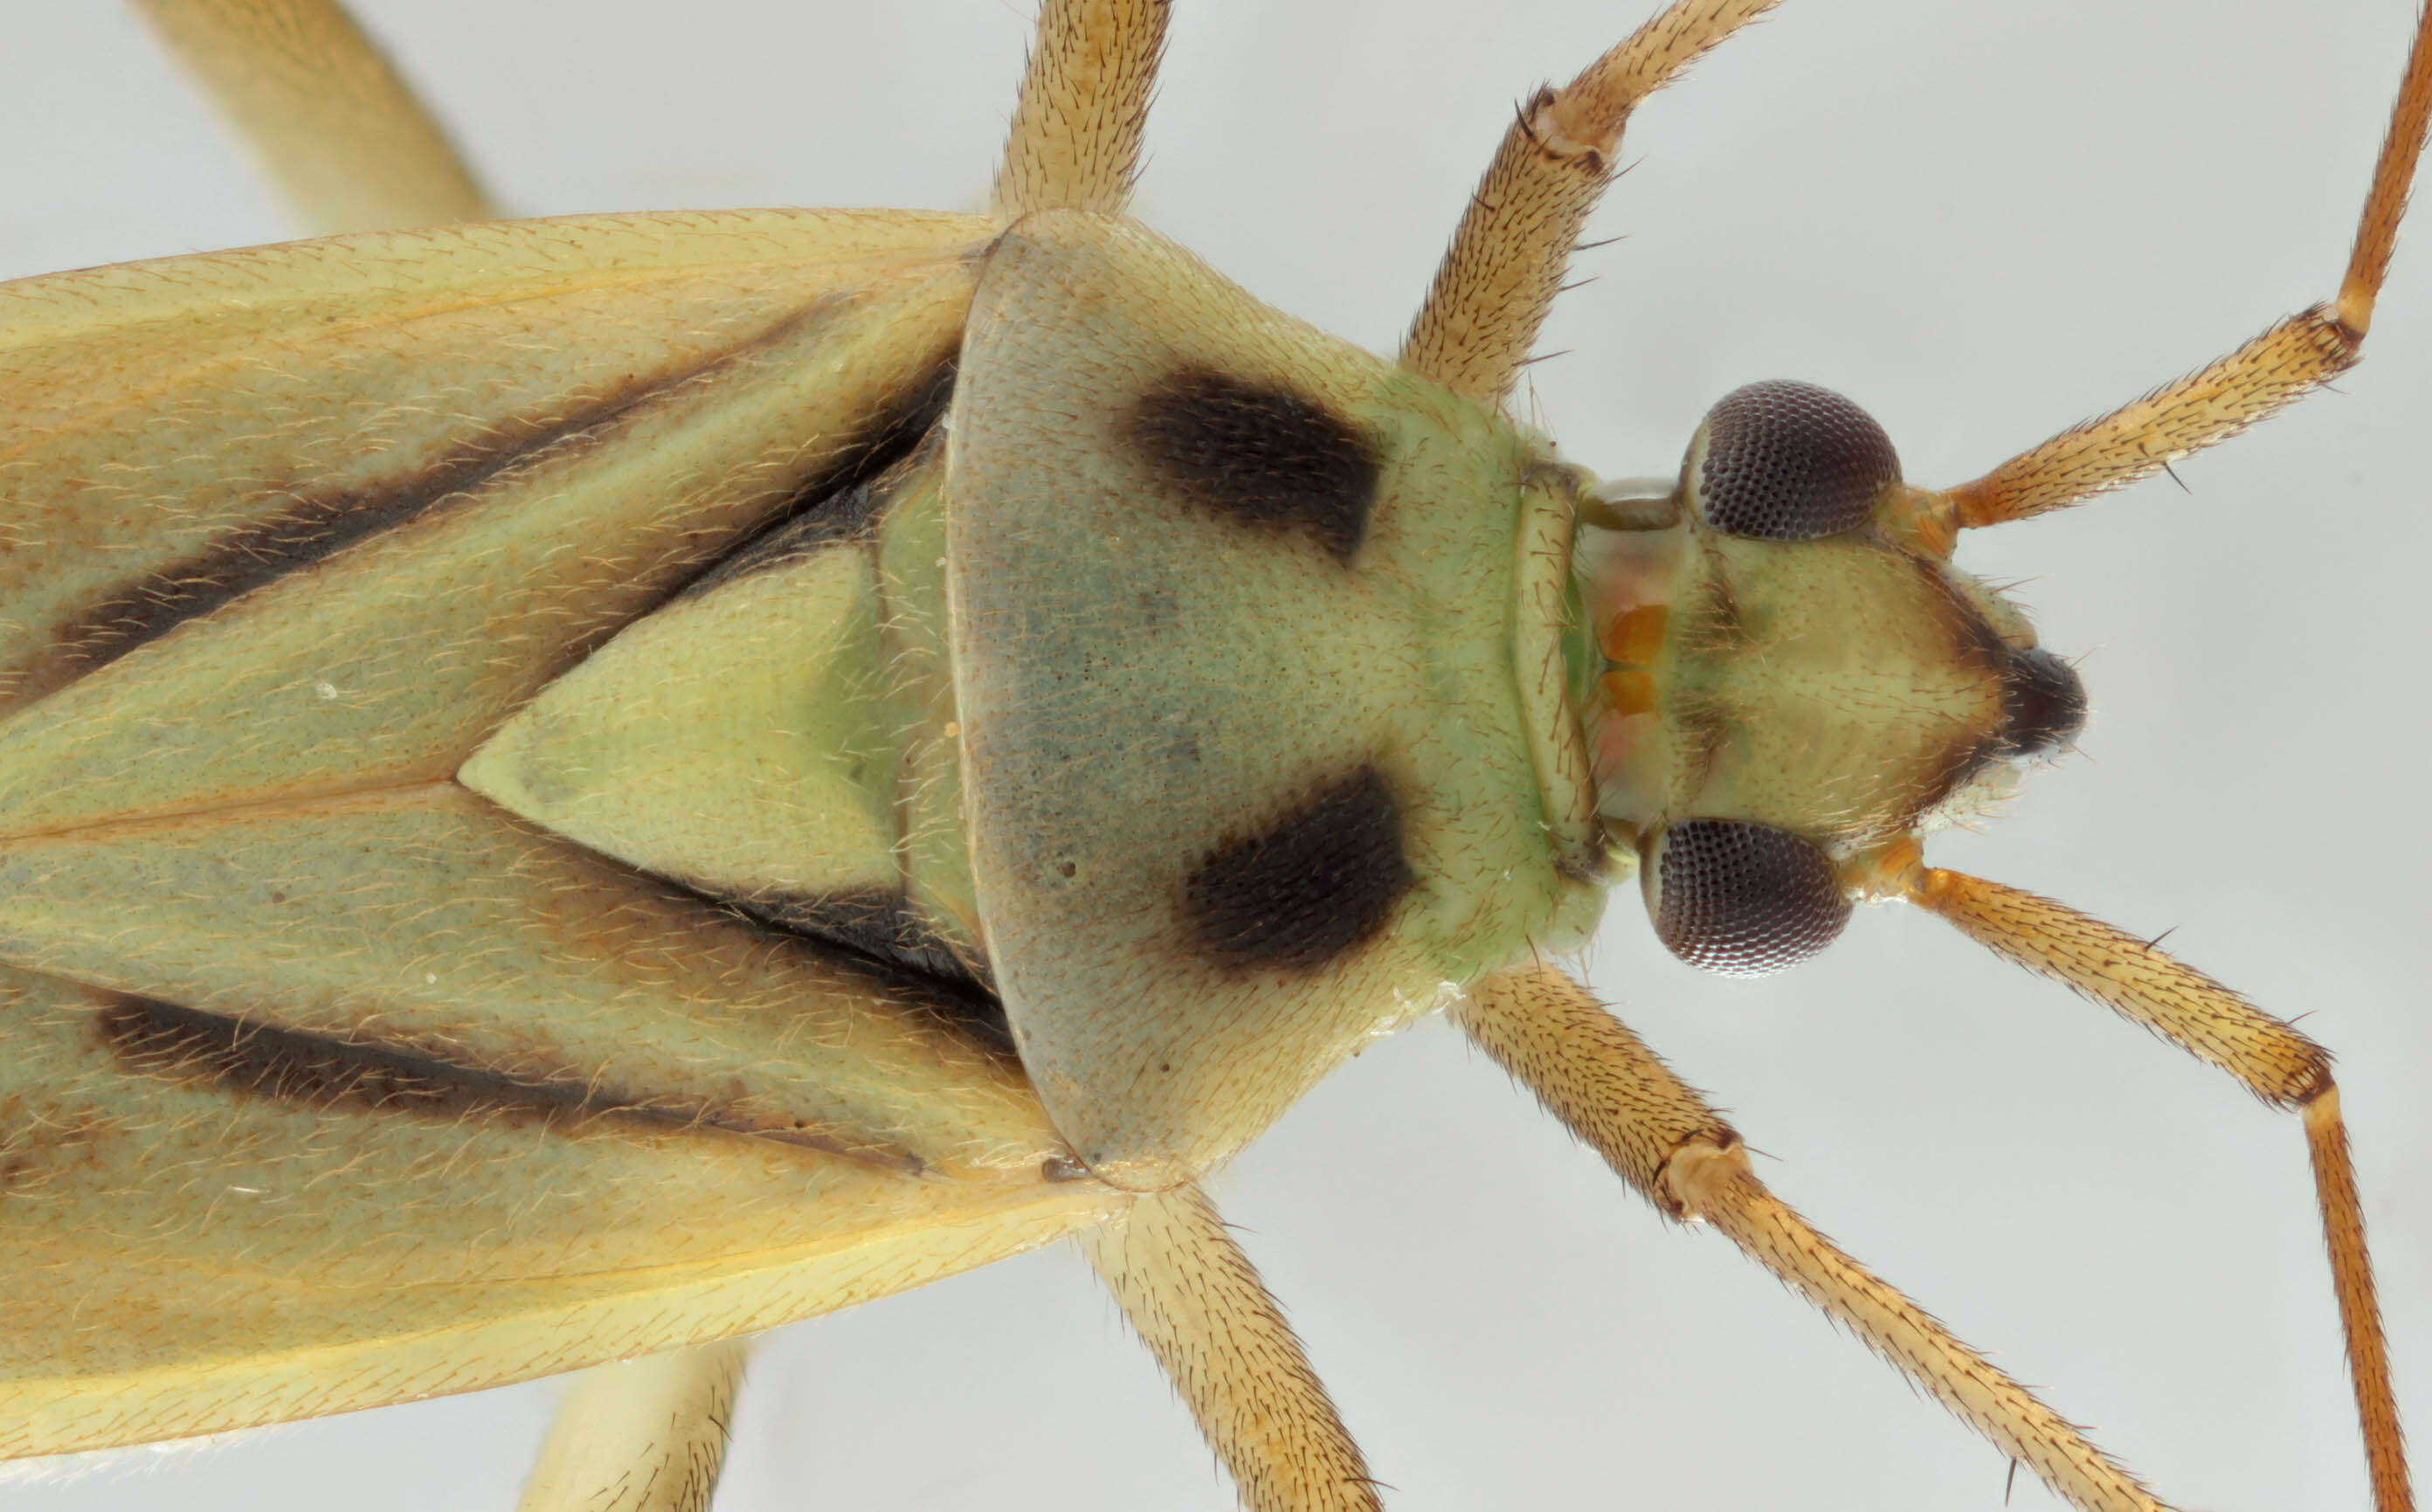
(1183, 765), (1413, 972)
(1126, 365), (1380, 564)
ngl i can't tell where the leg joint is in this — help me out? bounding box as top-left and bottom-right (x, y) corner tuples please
(1655, 1126), (1750, 1222)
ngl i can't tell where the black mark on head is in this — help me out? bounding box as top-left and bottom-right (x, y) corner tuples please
(1997, 646), (2088, 761)
(1911, 560), (2085, 809)
(1183, 765), (1413, 972)
(1127, 366), (1379, 564)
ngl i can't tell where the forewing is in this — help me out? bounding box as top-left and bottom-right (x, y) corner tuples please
(0, 213), (1121, 1457)
(0, 949), (1113, 1460)
(0, 209), (984, 829)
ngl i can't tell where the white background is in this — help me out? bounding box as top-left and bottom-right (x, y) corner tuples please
(1, 1), (2427, 1509)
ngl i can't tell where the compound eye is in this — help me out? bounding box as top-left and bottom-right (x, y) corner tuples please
(1688, 380), (1899, 540)
(1645, 819), (1852, 977)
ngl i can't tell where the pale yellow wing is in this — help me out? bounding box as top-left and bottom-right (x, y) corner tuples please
(0, 209), (985, 831)
(0, 948), (1114, 1460)
(0, 211), (1130, 1460)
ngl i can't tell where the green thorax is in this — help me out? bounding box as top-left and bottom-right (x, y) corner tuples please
(465, 211), (1612, 1189)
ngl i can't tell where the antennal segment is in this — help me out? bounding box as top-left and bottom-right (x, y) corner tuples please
(1926, 0), (2431, 527)
(1897, 865), (2412, 1512)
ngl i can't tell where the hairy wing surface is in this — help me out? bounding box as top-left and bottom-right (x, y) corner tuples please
(0, 212), (1117, 1458)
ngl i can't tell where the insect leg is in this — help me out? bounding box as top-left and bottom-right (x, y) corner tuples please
(991, 0), (1171, 219)
(1927, 0), (2431, 527)
(1455, 963), (2170, 1512)
(1882, 859), (2414, 1512)
(1080, 1184), (1383, 1512)
(126, 0), (498, 234)
(1398, 0), (1787, 409)
(515, 1339), (750, 1512)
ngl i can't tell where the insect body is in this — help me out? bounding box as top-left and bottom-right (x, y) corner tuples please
(1, 4), (2425, 1512)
